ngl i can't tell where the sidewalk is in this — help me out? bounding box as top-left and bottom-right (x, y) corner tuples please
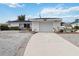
(24, 33), (79, 56)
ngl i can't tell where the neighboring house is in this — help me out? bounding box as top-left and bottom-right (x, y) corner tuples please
(30, 18), (62, 32)
(7, 20), (32, 29)
(64, 23), (72, 28)
(71, 19), (79, 27)
(58, 22), (73, 32)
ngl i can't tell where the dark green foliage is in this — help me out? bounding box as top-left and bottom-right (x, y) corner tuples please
(0, 24), (9, 30)
(9, 27), (19, 30)
(17, 15), (26, 30)
(0, 24), (19, 30)
(18, 15), (25, 22)
(74, 26), (79, 30)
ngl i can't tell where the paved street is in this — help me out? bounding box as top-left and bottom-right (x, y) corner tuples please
(24, 33), (79, 56)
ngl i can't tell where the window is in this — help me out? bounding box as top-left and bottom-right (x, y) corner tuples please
(24, 24), (30, 28)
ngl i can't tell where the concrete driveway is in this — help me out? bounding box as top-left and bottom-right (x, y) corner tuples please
(24, 33), (79, 56)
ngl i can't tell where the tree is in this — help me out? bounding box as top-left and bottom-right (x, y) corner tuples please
(17, 15), (26, 30)
(18, 15), (25, 22)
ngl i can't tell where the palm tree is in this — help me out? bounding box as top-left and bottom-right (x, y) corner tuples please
(17, 15), (25, 30)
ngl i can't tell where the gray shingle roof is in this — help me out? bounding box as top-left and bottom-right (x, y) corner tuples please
(7, 20), (31, 23)
(30, 18), (62, 21)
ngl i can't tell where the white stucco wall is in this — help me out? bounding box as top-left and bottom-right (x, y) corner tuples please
(32, 21), (40, 32)
(8, 23), (19, 27)
(32, 21), (61, 32)
(53, 22), (61, 31)
(8, 22), (32, 28)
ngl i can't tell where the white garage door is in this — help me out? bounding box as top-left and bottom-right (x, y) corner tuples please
(39, 22), (53, 32)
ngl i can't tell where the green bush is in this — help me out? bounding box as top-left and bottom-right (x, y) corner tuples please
(0, 24), (9, 30)
(74, 26), (79, 30)
(9, 27), (19, 30)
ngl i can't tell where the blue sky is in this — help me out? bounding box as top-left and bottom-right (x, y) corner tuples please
(0, 3), (79, 23)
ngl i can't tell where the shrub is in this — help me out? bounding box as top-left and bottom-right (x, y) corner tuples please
(0, 24), (9, 30)
(71, 30), (73, 32)
(74, 26), (79, 30)
(9, 27), (19, 30)
(59, 29), (63, 33)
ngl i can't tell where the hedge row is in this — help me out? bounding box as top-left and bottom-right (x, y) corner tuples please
(0, 24), (19, 30)
(9, 27), (19, 30)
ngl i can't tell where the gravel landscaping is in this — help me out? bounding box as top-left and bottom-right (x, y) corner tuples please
(58, 33), (79, 47)
(0, 31), (32, 56)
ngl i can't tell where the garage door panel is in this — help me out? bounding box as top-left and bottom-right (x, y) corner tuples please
(39, 22), (53, 32)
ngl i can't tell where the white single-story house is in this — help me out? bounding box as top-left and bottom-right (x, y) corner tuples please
(7, 18), (62, 32)
(71, 19), (79, 27)
(7, 20), (32, 29)
(30, 18), (62, 32)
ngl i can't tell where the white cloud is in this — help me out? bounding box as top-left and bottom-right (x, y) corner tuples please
(40, 8), (67, 15)
(5, 3), (24, 8)
(40, 6), (79, 15)
(68, 6), (79, 11)
(36, 3), (41, 5)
